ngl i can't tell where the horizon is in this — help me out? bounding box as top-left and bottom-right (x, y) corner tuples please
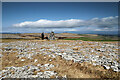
(1, 31), (118, 35)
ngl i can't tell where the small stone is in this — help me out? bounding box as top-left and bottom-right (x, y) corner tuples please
(44, 63), (49, 67)
(0, 54), (3, 58)
(103, 65), (110, 69)
(49, 59), (52, 61)
(34, 59), (38, 62)
(31, 75), (38, 78)
(21, 59), (25, 61)
(37, 64), (41, 66)
(111, 66), (120, 72)
(73, 47), (78, 50)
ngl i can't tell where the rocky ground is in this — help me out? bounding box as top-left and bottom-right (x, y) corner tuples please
(0, 40), (120, 79)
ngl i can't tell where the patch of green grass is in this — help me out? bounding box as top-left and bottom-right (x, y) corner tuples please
(64, 34), (120, 41)
(63, 37), (120, 41)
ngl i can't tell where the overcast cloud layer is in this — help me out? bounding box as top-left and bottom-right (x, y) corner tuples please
(13, 16), (118, 30)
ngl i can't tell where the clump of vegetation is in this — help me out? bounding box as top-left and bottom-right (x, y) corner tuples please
(1, 39), (29, 43)
(64, 35), (120, 41)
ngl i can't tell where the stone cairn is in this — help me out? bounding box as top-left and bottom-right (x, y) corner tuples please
(49, 31), (55, 40)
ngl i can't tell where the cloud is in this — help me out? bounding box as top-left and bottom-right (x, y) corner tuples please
(88, 16), (118, 28)
(13, 19), (84, 28)
(13, 16), (118, 30)
(94, 28), (116, 31)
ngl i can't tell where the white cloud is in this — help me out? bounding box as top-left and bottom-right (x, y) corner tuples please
(13, 16), (118, 30)
(94, 27), (118, 31)
(63, 29), (78, 31)
(13, 19), (84, 28)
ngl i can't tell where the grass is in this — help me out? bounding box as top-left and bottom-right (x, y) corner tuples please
(63, 37), (120, 41)
(1, 38), (119, 43)
(1, 38), (31, 43)
(64, 34), (120, 41)
(1, 34), (120, 42)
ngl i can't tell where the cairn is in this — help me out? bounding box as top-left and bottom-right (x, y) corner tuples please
(49, 31), (55, 40)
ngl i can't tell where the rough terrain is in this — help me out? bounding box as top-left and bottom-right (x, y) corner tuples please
(0, 39), (120, 79)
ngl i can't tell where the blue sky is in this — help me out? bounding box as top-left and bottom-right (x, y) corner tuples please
(2, 2), (118, 34)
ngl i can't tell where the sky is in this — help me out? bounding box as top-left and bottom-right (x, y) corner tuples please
(2, 2), (119, 34)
